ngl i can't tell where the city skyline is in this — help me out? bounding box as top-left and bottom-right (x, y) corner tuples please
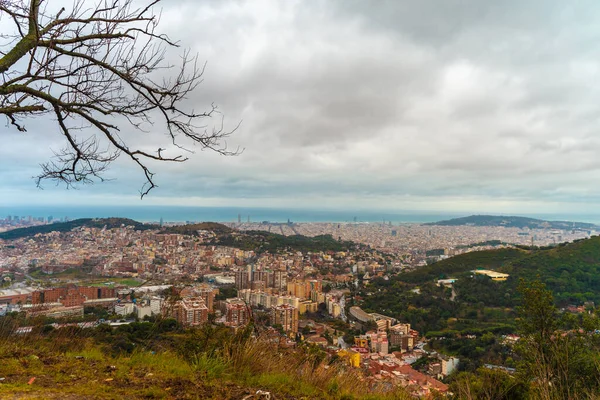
(4, 0), (600, 215)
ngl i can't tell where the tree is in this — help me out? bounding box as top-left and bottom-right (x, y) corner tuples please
(362, 319), (377, 333)
(1, 0), (239, 197)
(451, 368), (529, 400)
(301, 325), (311, 336)
(515, 280), (600, 399)
(516, 280), (557, 345)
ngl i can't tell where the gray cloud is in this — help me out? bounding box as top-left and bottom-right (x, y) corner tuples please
(3, 0), (600, 214)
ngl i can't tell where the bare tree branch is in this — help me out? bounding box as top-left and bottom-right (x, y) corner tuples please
(0, 0), (241, 197)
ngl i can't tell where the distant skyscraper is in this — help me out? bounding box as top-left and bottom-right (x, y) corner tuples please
(238, 214), (241, 223)
(159, 217), (164, 227)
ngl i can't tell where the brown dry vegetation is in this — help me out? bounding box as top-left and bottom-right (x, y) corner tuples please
(0, 323), (410, 400)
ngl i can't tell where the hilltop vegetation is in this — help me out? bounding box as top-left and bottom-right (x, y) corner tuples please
(394, 236), (600, 306)
(0, 218), (157, 240)
(160, 222), (233, 235)
(425, 215), (597, 230)
(503, 237), (600, 304)
(400, 248), (525, 284)
(213, 231), (360, 253)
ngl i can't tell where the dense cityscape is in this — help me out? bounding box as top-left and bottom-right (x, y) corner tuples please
(1, 215), (597, 397)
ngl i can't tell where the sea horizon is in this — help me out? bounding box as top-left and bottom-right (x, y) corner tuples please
(2, 205), (600, 225)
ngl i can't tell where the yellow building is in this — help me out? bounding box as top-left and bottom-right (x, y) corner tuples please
(287, 281), (306, 299)
(472, 269), (509, 281)
(338, 349), (361, 368)
(298, 300), (318, 314)
(331, 302), (341, 318)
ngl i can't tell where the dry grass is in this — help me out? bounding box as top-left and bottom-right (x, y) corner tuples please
(0, 328), (410, 400)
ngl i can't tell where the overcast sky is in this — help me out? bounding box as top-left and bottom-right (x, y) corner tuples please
(3, 0), (600, 215)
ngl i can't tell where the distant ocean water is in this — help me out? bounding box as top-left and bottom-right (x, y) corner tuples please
(0, 206), (459, 223)
(2, 205), (600, 225)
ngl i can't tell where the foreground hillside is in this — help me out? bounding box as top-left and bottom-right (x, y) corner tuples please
(0, 321), (409, 400)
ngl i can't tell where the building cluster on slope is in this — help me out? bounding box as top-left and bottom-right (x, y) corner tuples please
(336, 320), (455, 397)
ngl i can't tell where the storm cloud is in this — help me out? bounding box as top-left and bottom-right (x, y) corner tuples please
(3, 0), (600, 214)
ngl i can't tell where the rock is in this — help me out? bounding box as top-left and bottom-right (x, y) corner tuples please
(242, 390), (272, 400)
(256, 390), (271, 400)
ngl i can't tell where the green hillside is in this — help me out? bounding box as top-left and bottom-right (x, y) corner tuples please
(501, 237), (600, 304)
(0, 218), (158, 240)
(160, 222), (233, 235)
(398, 236), (600, 305)
(400, 248), (525, 284)
(213, 231), (359, 253)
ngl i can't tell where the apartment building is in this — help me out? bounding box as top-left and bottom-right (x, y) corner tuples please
(225, 298), (250, 327)
(174, 296), (209, 327)
(270, 304), (298, 333)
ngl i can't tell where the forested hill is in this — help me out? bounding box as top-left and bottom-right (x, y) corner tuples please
(212, 230), (361, 253)
(399, 248), (525, 284)
(424, 214), (598, 230)
(503, 236), (600, 304)
(0, 218), (158, 240)
(160, 222), (232, 235)
(399, 235), (600, 305)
